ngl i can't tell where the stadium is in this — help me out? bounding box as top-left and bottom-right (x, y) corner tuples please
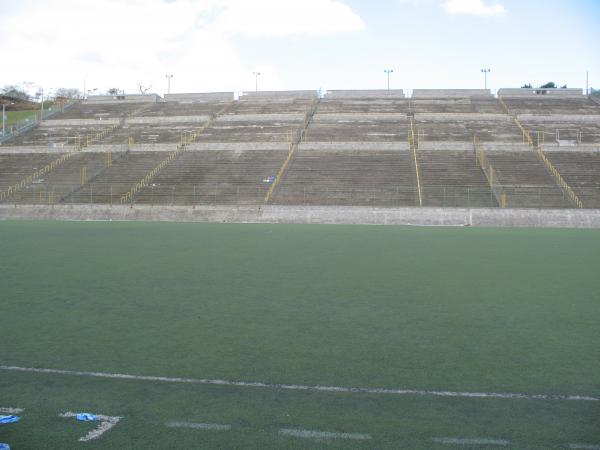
(1, 1), (600, 449)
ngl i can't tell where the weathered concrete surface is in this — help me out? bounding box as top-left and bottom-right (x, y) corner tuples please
(241, 91), (317, 99)
(217, 113), (303, 122)
(85, 94), (160, 104)
(126, 115), (210, 125)
(313, 113), (407, 122)
(0, 145), (78, 154)
(414, 113), (510, 122)
(83, 144), (128, 153)
(541, 143), (600, 152)
(164, 92), (233, 102)
(40, 118), (120, 127)
(129, 144), (179, 152)
(326, 90), (406, 99)
(2, 204), (600, 229)
(518, 114), (600, 123)
(412, 90), (491, 98)
(187, 142), (290, 151)
(498, 88), (584, 98)
(299, 142), (409, 151)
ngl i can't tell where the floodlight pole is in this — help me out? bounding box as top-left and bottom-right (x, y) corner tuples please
(586, 70), (589, 96)
(481, 68), (491, 90)
(166, 74), (173, 95)
(384, 69), (394, 91)
(253, 72), (261, 92)
(2, 103), (5, 137)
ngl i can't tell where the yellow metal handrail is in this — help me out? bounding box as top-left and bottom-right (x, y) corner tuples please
(409, 117), (423, 207)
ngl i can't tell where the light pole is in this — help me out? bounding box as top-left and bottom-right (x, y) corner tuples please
(253, 72), (261, 92)
(166, 74), (173, 95)
(384, 69), (394, 90)
(586, 70), (589, 96)
(481, 68), (491, 90)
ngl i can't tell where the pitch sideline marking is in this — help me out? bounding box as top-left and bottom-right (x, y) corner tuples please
(166, 421), (231, 431)
(432, 437), (510, 446)
(0, 408), (24, 414)
(1, 365), (598, 402)
(60, 411), (122, 442)
(568, 445), (600, 450)
(279, 428), (372, 440)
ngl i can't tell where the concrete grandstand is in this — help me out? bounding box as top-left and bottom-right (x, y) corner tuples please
(1, 88), (599, 217)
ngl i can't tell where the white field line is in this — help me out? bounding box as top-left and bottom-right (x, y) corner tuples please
(568, 445), (600, 450)
(60, 411), (122, 442)
(1, 365), (598, 402)
(432, 437), (510, 446)
(279, 428), (372, 440)
(166, 421), (231, 431)
(0, 408), (23, 414)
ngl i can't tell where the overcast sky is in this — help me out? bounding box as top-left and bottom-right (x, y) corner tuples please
(1, 0), (598, 96)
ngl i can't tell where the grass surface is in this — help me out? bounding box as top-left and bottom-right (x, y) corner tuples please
(3, 110), (37, 126)
(0, 220), (599, 449)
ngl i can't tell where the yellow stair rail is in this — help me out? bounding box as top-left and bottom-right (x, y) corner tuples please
(409, 117), (423, 207)
(264, 143), (295, 204)
(473, 135), (507, 207)
(263, 97), (320, 205)
(537, 145), (583, 208)
(499, 96), (583, 208)
(120, 100), (235, 204)
(0, 151), (79, 202)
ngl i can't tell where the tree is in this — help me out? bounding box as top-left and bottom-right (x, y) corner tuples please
(560, 84), (568, 89)
(521, 83), (532, 88)
(54, 87), (82, 99)
(107, 88), (120, 95)
(1, 85), (30, 101)
(540, 82), (556, 89)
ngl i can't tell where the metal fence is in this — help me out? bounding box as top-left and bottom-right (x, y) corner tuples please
(0, 101), (77, 143)
(2, 182), (597, 209)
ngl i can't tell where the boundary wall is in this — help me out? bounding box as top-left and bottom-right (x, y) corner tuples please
(2, 204), (600, 229)
(326, 90), (405, 99)
(498, 88), (583, 98)
(412, 90), (491, 98)
(164, 93), (233, 102)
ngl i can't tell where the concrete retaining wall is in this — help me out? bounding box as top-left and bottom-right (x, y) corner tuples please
(416, 142), (533, 152)
(2, 204), (600, 228)
(517, 114), (600, 123)
(186, 142), (290, 151)
(85, 94), (160, 104)
(41, 118), (120, 127)
(217, 113), (303, 123)
(129, 144), (178, 152)
(415, 113), (510, 122)
(299, 142), (409, 151)
(412, 90), (492, 98)
(326, 90), (405, 99)
(0, 145), (78, 154)
(126, 115), (210, 125)
(313, 113), (407, 122)
(241, 91), (317, 99)
(498, 88), (584, 98)
(541, 144), (600, 152)
(164, 92), (233, 102)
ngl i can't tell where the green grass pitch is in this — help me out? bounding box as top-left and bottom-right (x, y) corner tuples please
(0, 220), (599, 449)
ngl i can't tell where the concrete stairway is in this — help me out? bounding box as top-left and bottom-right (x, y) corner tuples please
(132, 150), (288, 206)
(417, 150), (495, 207)
(63, 152), (170, 204)
(545, 151), (600, 207)
(486, 151), (571, 208)
(273, 149), (418, 207)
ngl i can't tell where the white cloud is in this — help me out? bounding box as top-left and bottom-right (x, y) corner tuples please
(0, 0), (364, 95)
(211, 0), (365, 37)
(443, 0), (506, 17)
